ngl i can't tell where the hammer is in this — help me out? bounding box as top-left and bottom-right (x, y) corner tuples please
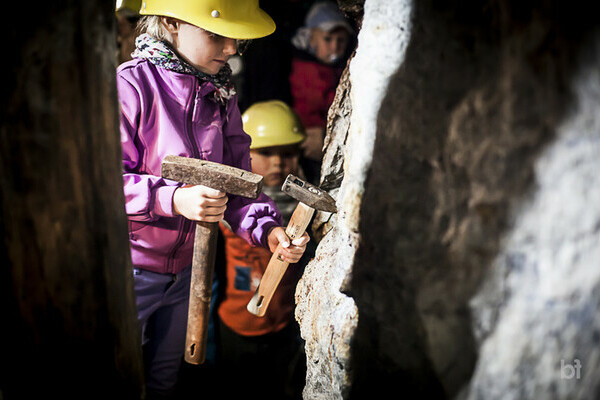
(161, 155), (263, 364)
(246, 174), (337, 317)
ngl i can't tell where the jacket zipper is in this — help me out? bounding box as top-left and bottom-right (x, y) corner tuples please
(187, 80), (201, 159)
(165, 79), (201, 272)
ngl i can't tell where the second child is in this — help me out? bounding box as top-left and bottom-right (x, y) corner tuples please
(217, 100), (314, 399)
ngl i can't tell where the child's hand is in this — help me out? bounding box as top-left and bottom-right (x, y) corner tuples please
(267, 227), (310, 264)
(172, 185), (228, 223)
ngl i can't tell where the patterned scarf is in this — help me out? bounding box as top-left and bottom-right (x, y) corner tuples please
(132, 33), (236, 104)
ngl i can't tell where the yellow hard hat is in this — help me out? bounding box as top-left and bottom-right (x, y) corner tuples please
(242, 101), (306, 149)
(139, 0), (276, 40)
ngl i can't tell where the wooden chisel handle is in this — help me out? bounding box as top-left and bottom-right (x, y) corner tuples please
(184, 221), (218, 365)
(247, 202), (314, 317)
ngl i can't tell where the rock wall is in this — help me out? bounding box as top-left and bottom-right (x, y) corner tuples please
(0, 1), (143, 397)
(296, 1), (600, 399)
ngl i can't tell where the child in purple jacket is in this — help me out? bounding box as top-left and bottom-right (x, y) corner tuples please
(116, 1), (309, 397)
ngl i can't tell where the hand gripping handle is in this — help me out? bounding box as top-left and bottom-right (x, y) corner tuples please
(247, 202), (314, 317)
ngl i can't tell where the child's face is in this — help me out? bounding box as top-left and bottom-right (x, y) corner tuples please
(250, 145), (300, 187)
(168, 20), (237, 75)
(310, 27), (350, 64)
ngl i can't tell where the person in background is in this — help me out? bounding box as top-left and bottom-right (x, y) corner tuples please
(289, 0), (355, 184)
(116, 1), (310, 397)
(115, 0), (141, 64)
(217, 100), (315, 400)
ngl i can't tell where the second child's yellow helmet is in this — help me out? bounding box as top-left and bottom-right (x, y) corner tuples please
(242, 101), (306, 150)
(139, 0), (275, 40)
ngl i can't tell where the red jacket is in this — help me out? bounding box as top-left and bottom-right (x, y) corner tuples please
(289, 51), (344, 129)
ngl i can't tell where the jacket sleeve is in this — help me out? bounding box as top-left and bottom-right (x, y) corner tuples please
(118, 72), (179, 222)
(221, 96), (282, 248)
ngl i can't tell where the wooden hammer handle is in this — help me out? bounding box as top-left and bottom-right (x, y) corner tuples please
(246, 202), (314, 317)
(184, 221), (218, 365)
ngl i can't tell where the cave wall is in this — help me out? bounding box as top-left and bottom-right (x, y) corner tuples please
(296, 0), (600, 399)
(0, 2), (143, 398)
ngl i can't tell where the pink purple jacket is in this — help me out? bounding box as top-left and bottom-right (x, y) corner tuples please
(117, 58), (282, 274)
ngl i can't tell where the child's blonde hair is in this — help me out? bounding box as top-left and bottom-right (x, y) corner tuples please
(137, 15), (172, 42)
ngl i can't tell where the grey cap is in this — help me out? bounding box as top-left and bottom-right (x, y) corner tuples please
(305, 1), (353, 33)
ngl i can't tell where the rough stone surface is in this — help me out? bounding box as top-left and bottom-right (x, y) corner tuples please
(297, 0), (600, 399)
(463, 37), (600, 399)
(295, 42), (358, 400)
(296, 1), (413, 399)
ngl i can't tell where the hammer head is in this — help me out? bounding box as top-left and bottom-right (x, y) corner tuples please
(161, 155), (263, 199)
(282, 175), (337, 213)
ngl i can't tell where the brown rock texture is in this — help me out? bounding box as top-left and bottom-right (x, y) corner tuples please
(296, 1), (600, 399)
